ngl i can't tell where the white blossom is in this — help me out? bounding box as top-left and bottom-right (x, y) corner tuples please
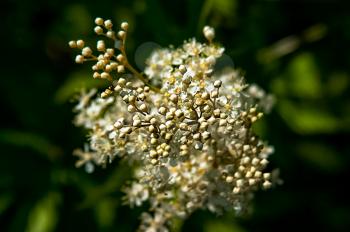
(70, 18), (276, 232)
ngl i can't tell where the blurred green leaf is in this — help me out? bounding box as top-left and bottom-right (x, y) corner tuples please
(252, 118), (267, 138)
(258, 24), (327, 64)
(26, 192), (61, 232)
(204, 220), (245, 232)
(133, 0), (147, 14)
(170, 218), (184, 232)
(287, 52), (322, 99)
(212, 0), (237, 17)
(258, 36), (300, 64)
(79, 164), (131, 208)
(327, 72), (349, 97)
(271, 76), (288, 96)
(143, 0), (177, 43)
(64, 4), (92, 36)
(198, 0), (237, 30)
(296, 142), (342, 172)
(55, 71), (107, 103)
(278, 100), (339, 134)
(302, 24), (327, 42)
(0, 192), (14, 215)
(95, 198), (118, 229)
(0, 130), (62, 161)
(198, 0), (213, 31)
(271, 53), (322, 99)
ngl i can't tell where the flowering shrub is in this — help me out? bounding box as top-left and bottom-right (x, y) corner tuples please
(69, 18), (275, 231)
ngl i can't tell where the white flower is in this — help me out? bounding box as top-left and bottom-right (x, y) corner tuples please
(70, 18), (276, 232)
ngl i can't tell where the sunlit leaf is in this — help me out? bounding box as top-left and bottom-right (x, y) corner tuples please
(278, 100), (339, 134)
(26, 192), (61, 232)
(287, 52), (322, 99)
(204, 220), (245, 232)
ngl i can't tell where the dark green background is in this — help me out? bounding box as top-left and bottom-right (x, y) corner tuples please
(1, 0), (350, 231)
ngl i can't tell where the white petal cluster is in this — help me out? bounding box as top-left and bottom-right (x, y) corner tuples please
(70, 18), (275, 232)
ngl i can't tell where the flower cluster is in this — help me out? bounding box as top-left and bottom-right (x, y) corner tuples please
(70, 18), (275, 232)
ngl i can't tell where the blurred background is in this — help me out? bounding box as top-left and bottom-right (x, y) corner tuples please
(1, 0), (350, 231)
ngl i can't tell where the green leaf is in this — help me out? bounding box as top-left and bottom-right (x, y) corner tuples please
(296, 142), (342, 172)
(278, 100), (339, 134)
(287, 52), (322, 99)
(204, 220), (245, 232)
(55, 71), (107, 103)
(327, 72), (349, 97)
(212, 0), (237, 17)
(79, 164), (131, 208)
(26, 192), (61, 232)
(63, 4), (91, 36)
(271, 75), (288, 96)
(0, 192), (14, 215)
(95, 198), (118, 229)
(198, 0), (237, 31)
(252, 118), (267, 138)
(0, 130), (62, 161)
